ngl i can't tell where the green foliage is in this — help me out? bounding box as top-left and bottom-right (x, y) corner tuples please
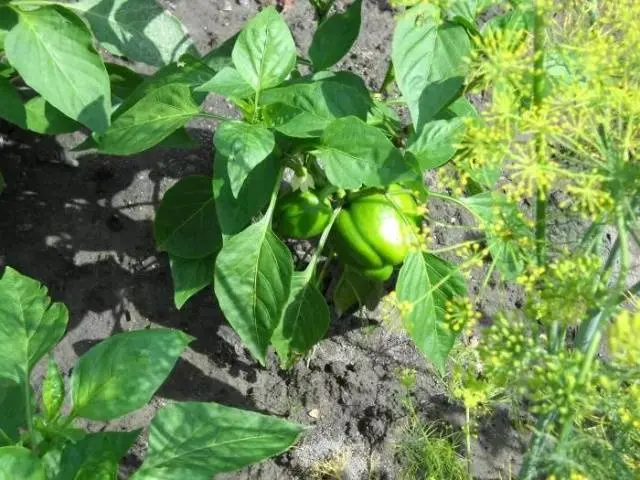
(309, 0), (362, 71)
(0, 267), (303, 477)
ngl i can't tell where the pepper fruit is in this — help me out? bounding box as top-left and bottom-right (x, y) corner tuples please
(331, 185), (420, 281)
(274, 189), (333, 239)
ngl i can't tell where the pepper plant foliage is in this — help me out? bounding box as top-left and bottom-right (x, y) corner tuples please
(0, 0), (487, 371)
(0, 267), (304, 478)
(151, 2), (484, 372)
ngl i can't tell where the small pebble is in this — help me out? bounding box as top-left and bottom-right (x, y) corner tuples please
(307, 408), (320, 419)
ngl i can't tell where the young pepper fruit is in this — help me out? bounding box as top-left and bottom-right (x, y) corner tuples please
(274, 189), (333, 239)
(330, 185), (421, 281)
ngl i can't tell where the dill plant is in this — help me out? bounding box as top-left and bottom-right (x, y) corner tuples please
(385, 0), (640, 478)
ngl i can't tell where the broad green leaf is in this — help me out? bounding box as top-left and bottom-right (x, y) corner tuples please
(332, 265), (384, 316)
(97, 84), (200, 156)
(201, 32), (238, 72)
(213, 153), (280, 237)
(0, 380), (26, 444)
(436, 96), (480, 121)
(156, 128), (199, 150)
(106, 63), (145, 109)
(169, 255), (214, 310)
(0, 78), (82, 134)
(214, 215), (293, 364)
(0, 8), (18, 50)
(396, 252), (466, 373)
(407, 118), (464, 171)
(132, 402), (304, 480)
(0, 446), (45, 480)
(67, 0), (194, 67)
(460, 193), (532, 279)
(5, 6), (111, 132)
(42, 355), (64, 421)
(115, 55), (214, 115)
(447, 0), (477, 28)
(195, 66), (253, 100)
(415, 76), (463, 130)
(313, 116), (410, 189)
(272, 270), (330, 367)
(213, 122), (275, 198)
(71, 329), (193, 420)
(392, 4), (470, 128)
(232, 7), (297, 92)
(55, 431), (140, 480)
(260, 76), (371, 138)
(309, 0), (362, 71)
(0, 267), (68, 383)
(155, 176), (222, 259)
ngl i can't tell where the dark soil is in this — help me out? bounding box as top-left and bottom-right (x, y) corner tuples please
(0, 1), (527, 478)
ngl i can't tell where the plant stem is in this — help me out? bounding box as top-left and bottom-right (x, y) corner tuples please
(379, 62), (395, 95)
(308, 207), (341, 275)
(532, 0), (547, 265)
(465, 406), (473, 477)
(24, 378), (33, 447)
(197, 112), (232, 123)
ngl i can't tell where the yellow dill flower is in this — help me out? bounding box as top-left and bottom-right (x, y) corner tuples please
(608, 310), (640, 367)
(444, 296), (481, 335)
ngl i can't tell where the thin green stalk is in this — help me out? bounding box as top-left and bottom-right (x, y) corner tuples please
(197, 112), (232, 123)
(379, 62), (395, 95)
(520, 2), (552, 477)
(308, 207), (341, 275)
(24, 379), (33, 447)
(0, 427), (13, 446)
(464, 406), (473, 477)
(532, 1), (547, 265)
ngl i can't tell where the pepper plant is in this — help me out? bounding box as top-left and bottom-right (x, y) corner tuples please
(0, 266), (304, 478)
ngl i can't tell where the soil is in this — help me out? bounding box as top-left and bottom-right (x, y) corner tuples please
(0, 1), (528, 478)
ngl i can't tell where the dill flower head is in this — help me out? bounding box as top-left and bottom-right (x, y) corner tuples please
(444, 296), (481, 335)
(608, 309), (640, 367)
(519, 254), (606, 327)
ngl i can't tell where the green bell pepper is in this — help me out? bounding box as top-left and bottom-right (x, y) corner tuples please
(331, 185), (420, 281)
(274, 189), (333, 239)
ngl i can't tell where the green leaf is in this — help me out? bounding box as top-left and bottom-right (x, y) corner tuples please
(232, 7), (297, 92)
(98, 84), (200, 156)
(213, 121), (275, 198)
(214, 215), (293, 365)
(396, 252), (466, 373)
(155, 176), (222, 259)
(0, 267), (68, 384)
(115, 55), (214, 114)
(55, 431), (140, 480)
(0, 7), (18, 51)
(313, 116), (410, 189)
(0, 446), (45, 480)
(71, 329), (193, 420)
(169, 255), (214, 310)
(5, 6), (111, 132)
(213, 153), (280, 237)
(0, 380), (26, 444)
(0, 173), (5, 196)
(67, 0), (194, 67)
(201, 32), (238, 72)
(332, 265), (384, 316)
(41, 355), (65, 421)
(132, 402), (304, 480)
(106, 63), (145, 109)
(0, 78), (82, 134)
(407, 118), (464, 171)
(260, 76), (371, 138)
(446, 0), (477, 29)
(195, 66), (253, 100)
(309, 0), (362, 71)
(415, 76), (463, 130)
(392, 4), (470, 128)
(272, 270), (330, 367)
(460, 193), (532, 279)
